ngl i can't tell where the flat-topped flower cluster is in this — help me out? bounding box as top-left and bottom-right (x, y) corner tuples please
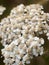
(0, 4), (49, 65)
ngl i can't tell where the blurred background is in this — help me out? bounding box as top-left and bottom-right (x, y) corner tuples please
(0, 0), (49, 65)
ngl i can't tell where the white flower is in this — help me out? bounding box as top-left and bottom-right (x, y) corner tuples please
(0, 6), (6, 15)
(0, 4), (49, 65)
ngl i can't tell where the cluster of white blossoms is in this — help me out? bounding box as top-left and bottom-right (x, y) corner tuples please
(0, 6), (6, 15)
(0, 4), (49, 65)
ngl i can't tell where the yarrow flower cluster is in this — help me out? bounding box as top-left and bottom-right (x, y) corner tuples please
(0, 4), (49, 65)
(0, 6), (6, 15)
